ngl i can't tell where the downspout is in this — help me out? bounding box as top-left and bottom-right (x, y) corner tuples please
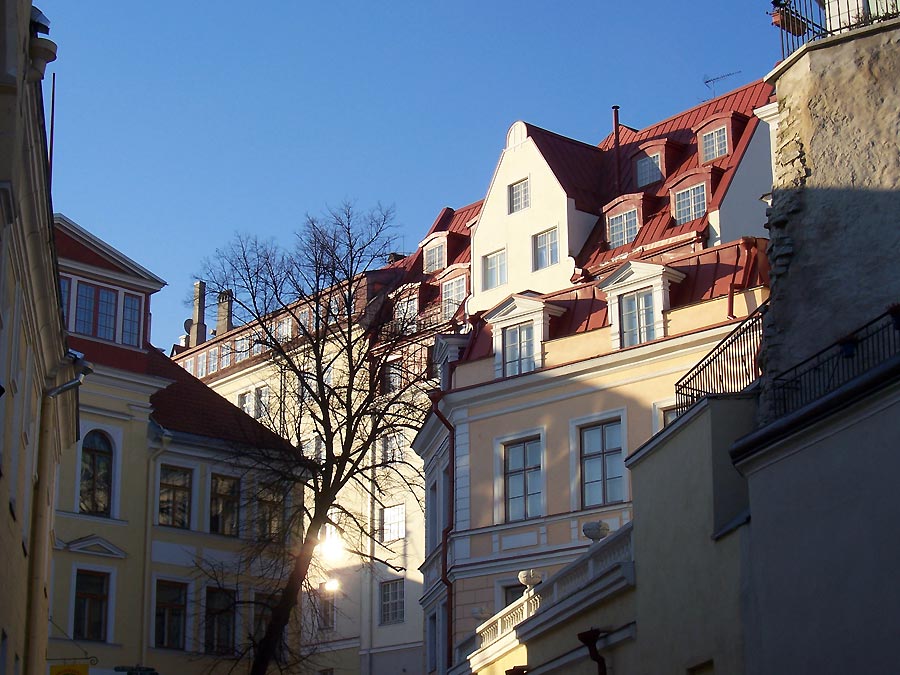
(429, 391), (455, 672)
(726, 237), (757, 320)
(141, 430), (171, 665)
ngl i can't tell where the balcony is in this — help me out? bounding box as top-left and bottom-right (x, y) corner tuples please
(771, 0), (900, 59)
(674, 301), (768, 417)
(770, 307), (900, 417)
(471, 523), (634, 653)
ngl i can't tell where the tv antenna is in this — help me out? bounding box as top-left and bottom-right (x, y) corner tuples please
(703, 70), (742, 98)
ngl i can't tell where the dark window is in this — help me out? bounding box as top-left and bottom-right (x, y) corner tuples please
(80, 431), (112, 516)
(159, 465), (192, 529)
(257, 483), (284, 541)
(505, 438), (541, 522)
(74, 281), (117, 341)
(204, 588), (235, 655)
(209, 474), (240, 536)
(155, 580), (187, 649)
(59, 276), (71, 326)
(122, 293), (142, 346)
(380, 579), (405, 624)
(317, 583), (335, 630)
(581, 420), (625, 507)
(73, 570), (109, 641)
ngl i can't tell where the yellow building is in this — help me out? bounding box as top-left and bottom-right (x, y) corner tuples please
(0, 4), (78, 675)
(413, 81), (774, 673)
(48, 215), (306, 675)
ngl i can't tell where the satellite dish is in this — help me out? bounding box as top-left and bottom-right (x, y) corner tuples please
(184, 319), (193, 333)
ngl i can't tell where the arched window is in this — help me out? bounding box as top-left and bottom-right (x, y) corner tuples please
(80, 430), (113, 516)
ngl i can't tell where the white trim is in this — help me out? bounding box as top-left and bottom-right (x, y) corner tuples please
(651, 396), (678, 435)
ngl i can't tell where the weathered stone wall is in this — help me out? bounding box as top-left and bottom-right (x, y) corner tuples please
(760, 20), (900, 420)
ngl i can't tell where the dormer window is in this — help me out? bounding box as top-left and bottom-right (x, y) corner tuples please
(701, 126), (728, 161)
(75, 282), (117, 341)
(441, 277), (466, 321)
(636, 153), (662, 188)
(620, 289), (655, 347)
(503, 323), (535, 376)
(424, 241), (446, 274)
(607, 209), (639, 249)
(674, 184), (707, 224)
(508, 178), (530, 214)
(532, 228), (559, 271)
(484, 293), (565, 378)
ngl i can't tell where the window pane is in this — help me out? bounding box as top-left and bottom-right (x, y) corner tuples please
(122, 294), (141, 346)
(606, 476), (624, 503)
(97, 288), (117, 340)
(605, 451), (624, 480)
(584, 481), (603, 507)
(582, 426), (602, 453)
(604, 423), (621, 449)
(507, 473), (524, 498)
(507, 496), (524, 521)
(525, 439), (541, 467)
(583, 456), (602, 483)
(507, 445), (524, 471)
(526, 469), (541, 495)
(75, 284), (95, 335)
(526, 492), (541, 516)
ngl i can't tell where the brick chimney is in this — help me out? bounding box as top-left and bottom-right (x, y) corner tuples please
(216, 290), (234, 336)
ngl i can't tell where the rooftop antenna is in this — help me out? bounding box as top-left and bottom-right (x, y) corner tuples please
(703, 70), (742, 98)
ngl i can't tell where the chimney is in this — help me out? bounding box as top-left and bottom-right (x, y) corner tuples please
(216, 290), (234, 335)
(189, 280), (207, 347)
(387, 252), (406, 264)
(612, 105), (622, 195)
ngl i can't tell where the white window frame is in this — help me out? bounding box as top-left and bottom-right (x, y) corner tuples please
(235, 336), (249, 362)
(482, 249), (507, 291)
(207, 347), (218, 374)
(502, 322), (535, 376)
(673, 183), (707, 224)
(441, 276), (466, 321)
(636, 152), (662, 187)
(196, 351), (207, 378)
(701, 126), (728, 161)
(508, 178), (530, 214)
(607, 209), (639, 249)
(492, 427), (546, 525)
(619, 288), (656, 347)
(532, 227), (559, 271)
(424, 242), (446, 274)
(380, 503), (406, 542)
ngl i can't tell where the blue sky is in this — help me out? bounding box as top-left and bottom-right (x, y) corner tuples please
(39, 1), (781, 349)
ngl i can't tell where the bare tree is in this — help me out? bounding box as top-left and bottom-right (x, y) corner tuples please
(198, 203), (433, 674)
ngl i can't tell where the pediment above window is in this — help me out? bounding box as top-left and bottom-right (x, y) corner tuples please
(64, 535), (127, 559)
(484, 292), (566, 377)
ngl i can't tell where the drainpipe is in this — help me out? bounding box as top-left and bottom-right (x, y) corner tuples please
(726, 237), (758, 320)
(577, 628), (610, 675)
(429, 391), (455, 672)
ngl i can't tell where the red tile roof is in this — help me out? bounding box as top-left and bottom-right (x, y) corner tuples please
(462, 237), (768, 364)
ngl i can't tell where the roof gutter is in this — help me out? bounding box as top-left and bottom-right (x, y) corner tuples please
(429, 390), (456, 671)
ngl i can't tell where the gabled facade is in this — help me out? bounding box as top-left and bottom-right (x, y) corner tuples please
(49, 215), (304, 675)
(413, 81), (775, 674)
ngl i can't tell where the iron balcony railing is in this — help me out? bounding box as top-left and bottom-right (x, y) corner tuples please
(674, 301), (768, 417)
(770, 307), (900, 418)
(771, 0), (900, 59)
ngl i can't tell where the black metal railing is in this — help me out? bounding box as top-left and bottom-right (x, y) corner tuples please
(674, 301), (768, 417)
(770, 308), (900, 417)
(772, 0), (900, 59)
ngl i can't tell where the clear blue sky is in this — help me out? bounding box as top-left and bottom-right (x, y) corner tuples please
(39, 1), (781, 350)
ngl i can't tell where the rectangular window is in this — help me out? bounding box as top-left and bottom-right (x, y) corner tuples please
(636, 153), (662, 187)
(159, 465), (192, 529)
(702, 126), (727, 161)
(73, 570), (109, 641)
(532, 228), (559, 270)
(122, 294), (142, 346)
(237, 392), (252, 415)
(74, 282), (117, 341)
(674, 184), (707, 224)
(427, 613), (437, 672)
(79, 431), (112, 517)
(508, 178), (530, 214)
(207, 347), (218, 374)
(505, 438), (541, 522)
(424, 242), (446, 274)
(183, 358), (194, 376)
(503, 323), (535, 376)
(381, 433), (403, 463)
(482, 250), (507, 291)
(252, 333), (264, 355)
(380, 580), (405, 624)
(204, 588), (235, 655)
(59, 276), (71, 327)
(620, 288), (655, 347)
(317, 583), (335, 630)
(276, 317), (292, 341)
(383, 361), (402, 394)
(235, 336), (249, 362)
(298, 309), (310, 331)
(254, 386), (269, 420)
(380, 504), (406, 542)
(441, 276), (466, 321)
(196, 352), (207, 378)
(607, 209), (640, 249)
(209, 474), (240, 536)
(155, 580), (187, 650)
(257, 483), (284, 541)
(581, 420), (625, 507)
(394, 296), (418, 334)
(221, 344), (232, 369)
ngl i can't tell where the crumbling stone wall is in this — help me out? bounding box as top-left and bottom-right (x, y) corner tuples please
(759, 20), (900, 420)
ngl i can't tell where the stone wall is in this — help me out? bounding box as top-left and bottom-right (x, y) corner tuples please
(760, 20), (900, 420)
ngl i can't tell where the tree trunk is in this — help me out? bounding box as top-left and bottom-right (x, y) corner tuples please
(250, 526), (318, 675)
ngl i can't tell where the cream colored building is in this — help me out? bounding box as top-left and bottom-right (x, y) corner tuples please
(413, 81), (774, 673)
(171, 198), (482, 674)
(0, 5), (78, 675)
(49, 215), (305, 675)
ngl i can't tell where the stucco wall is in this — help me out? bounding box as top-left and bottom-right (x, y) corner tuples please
(761, 21), (900, 417)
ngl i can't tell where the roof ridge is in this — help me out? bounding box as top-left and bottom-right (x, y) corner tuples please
(524, 122), (605, 153)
